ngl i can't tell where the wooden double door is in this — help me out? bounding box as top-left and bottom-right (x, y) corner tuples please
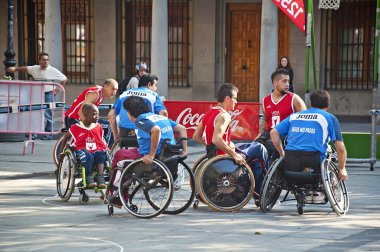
(227, 3), (289, 102)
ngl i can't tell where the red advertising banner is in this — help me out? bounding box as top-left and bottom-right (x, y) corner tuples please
(272, 0), (305, 32)
(164, 101), (261, 140)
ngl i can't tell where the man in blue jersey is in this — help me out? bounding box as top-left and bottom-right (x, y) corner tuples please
(108, 73), (168, 147)
(270, 90), (348, 182)
(123, 96), (186, 164)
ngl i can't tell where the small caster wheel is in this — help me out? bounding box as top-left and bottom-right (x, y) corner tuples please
(130, 204), (138, 212)
(297, 204), (304, 215)
(108, 205), (114, 216)
(79, 193), (89, 205)
(193, 200), (199, 209)
(254, 198), (260, 208)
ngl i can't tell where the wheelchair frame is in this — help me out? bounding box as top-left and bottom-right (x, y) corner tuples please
(259, 157), (349, 215)
(56, 146), (112, 204)
(105, 138), (195, 218)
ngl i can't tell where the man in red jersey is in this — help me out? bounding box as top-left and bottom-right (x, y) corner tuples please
(193, 83), (245, 164)
(63, 79), (118, 144)
(255, 68), (307, 160)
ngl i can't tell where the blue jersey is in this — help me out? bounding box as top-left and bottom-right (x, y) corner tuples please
(134, 112), (177, 155)
(275, 108), (343, 161)
(113, 87), (166, 129)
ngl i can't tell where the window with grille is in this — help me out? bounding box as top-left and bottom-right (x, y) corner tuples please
(117, 0), (190, 87)
(321, 0), (376, 90)
(61, 0), (93, 84)
(18, 0), (45, 71)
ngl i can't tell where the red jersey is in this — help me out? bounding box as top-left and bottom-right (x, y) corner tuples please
(65, 86), (103, 120)
(69, 122), (107, 153)
(263, 92), (294, 132)
(202, 106), (231, 155)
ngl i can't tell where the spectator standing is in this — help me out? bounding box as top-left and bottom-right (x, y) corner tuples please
(277, 56), (294, 93)
(7, 52), (67, 140)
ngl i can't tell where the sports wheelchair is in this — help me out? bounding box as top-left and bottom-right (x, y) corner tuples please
(105, 138), (195, 218)
(192, 151), (266, 212)
(56, 146), (112, 204)
(259, 154), (349, 215)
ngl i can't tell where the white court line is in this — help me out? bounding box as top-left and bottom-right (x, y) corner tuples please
(0, 231), (124, 252)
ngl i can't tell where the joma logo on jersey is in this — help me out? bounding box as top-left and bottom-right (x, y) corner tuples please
(296, 114), (318, 120)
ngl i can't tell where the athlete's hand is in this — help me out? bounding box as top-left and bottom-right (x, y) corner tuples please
(233, 153), (246, 166)
(142, 154), (155, 164)
(338, 168), (348, 181)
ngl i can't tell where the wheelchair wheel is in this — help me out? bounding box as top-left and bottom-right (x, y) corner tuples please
(53, 134), (69, 168)
(56, 149), (76, 201)
(109, 139), (120, 160)
(192, 155), (208, 208)
(118, 159), (173, 218)
(259, 158), (284, 213)
(196, 155), (255, 212)
(149, 160), (195, 215)
(321, 160), (349, 215)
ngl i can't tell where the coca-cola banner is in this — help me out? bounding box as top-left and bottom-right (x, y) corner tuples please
(164, 101), (261, 140)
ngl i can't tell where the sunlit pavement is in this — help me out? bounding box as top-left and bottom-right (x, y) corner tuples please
(0, 138), (379, 252)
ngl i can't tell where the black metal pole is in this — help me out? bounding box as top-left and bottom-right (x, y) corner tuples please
(3, 0), (16, 79)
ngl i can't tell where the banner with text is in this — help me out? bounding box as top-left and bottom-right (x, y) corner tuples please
(272, 0), (305, 32)
(164, 101), (261, 140)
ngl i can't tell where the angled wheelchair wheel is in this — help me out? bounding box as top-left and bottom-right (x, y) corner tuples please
(259, 158), (284, 213)
(321, 160), (349, 215)
(153, 160), (195, 215)
(109, 139), (121, 160)
(196, 155), (255, 212)
(192, 155), (208, 208)
(56, 149), (76, 201)
(53, 134), (69, 168)
(118, 159), (173, 218)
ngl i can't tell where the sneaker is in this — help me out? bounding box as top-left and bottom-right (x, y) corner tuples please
(86, 176), (97, 189)
(97, 174), (107, 189)
(312, 191), (326, 203)
(305, 191), (313, 203)
(148, 172), (161, 187)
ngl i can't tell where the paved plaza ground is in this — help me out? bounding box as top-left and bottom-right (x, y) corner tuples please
(0, 133), (379, 251)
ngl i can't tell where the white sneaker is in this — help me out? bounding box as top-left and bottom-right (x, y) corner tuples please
(312, 191), (326, 203)
(305, 191), (313, 203)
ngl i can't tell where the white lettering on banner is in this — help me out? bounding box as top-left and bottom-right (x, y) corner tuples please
(275, 0), (304, 19)
(176, 107), (245, 133)
(176, 108), (204, 130)
(229, 109), (245, 133)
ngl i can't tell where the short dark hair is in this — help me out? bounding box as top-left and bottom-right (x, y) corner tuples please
(38, 52), (49, 60)
(217, 83), (238, 103)
(271, 68), (289, 83)
(310, 90), (330, 109)
(138, 73), (158, 87)
(82, 103), (97, 117)
(123, 96), (150, 118)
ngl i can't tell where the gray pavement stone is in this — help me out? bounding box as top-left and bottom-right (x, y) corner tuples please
(0, 139), (379, 251)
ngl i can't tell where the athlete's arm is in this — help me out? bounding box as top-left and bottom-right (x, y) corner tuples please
(270, 128), (285, 157)
(193, 122), (205, 145)
(293, 94), (307, 112)
(255, 104), (267, 139)
(173, 124), (188, 156)
(334, 140), (348, 181)
(78, 92), (99, 120)
(142, 125), (161, 164)
(107, 108), (119, 140)
(212, 112), (244, 165)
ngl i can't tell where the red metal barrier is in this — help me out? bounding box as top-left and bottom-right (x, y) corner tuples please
(164, 100), (261, 140)
(0, 80), (65, 154)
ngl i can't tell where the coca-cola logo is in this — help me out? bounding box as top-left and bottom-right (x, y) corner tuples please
(175, 107), (245, 132)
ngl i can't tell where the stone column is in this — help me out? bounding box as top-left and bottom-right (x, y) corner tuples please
(151, 0), (168, 98)
(44, 0), (63, 71)
(259, 1), (278, 100)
